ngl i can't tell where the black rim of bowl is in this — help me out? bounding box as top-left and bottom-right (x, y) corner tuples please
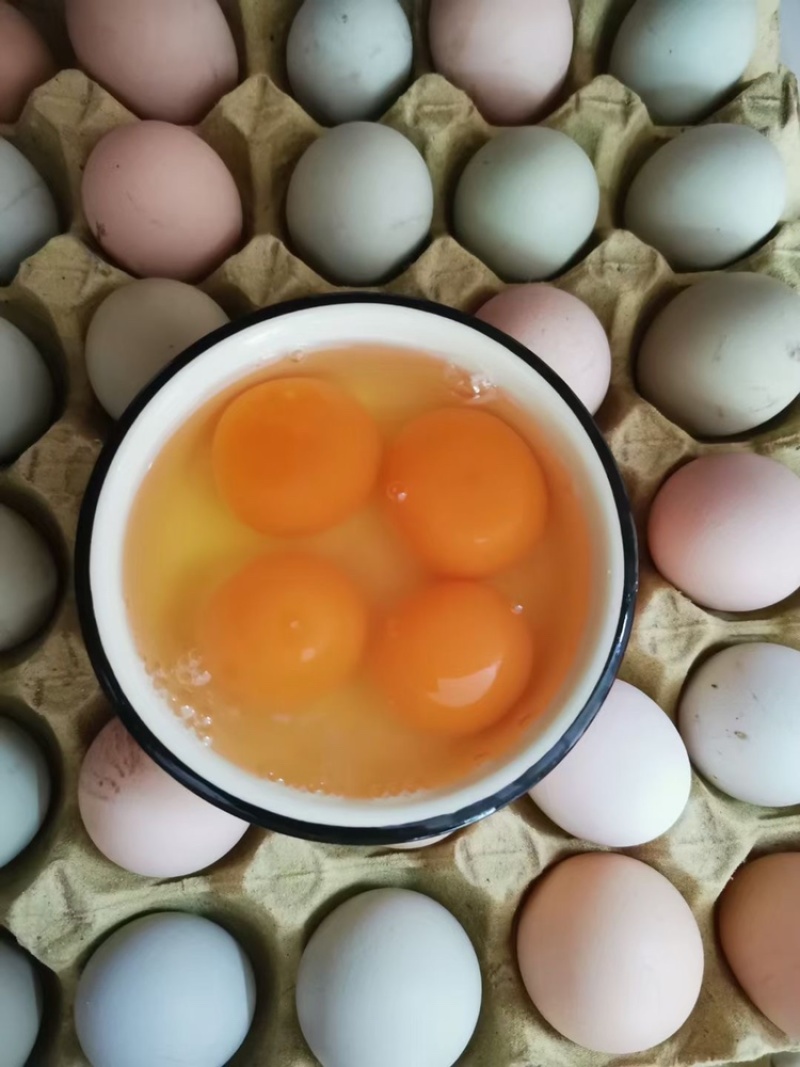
(75, 292), (638, 846)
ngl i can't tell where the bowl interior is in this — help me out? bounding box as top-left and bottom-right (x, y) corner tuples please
(83, 297), (633, 836)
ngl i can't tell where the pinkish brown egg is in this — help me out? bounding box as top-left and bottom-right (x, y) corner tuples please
(79, 717), (248, 877)
(429, 0), (573, 124)
(476, 284), (611, 413)
(66, 0), (238, 124)
(516, 852), (703, 1054)
(719, 853), (800, 1039)
(81, 121), (243, 281)
(648, 453), (800, 612)
(0, 2), (56, 123)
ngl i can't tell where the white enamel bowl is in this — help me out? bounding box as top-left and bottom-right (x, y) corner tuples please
(76, 294), (637, 845)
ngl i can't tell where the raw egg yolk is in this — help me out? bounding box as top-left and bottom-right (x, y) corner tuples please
(382, 407), (547, 577)
(196, 552), (368, 708)
(373, 581), (534, 736)
(212, 377), (381, 536)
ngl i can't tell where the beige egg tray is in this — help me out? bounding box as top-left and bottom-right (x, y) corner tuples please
(2, 1), (800, 1064)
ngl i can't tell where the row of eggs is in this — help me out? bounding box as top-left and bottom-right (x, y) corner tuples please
(3, 638), (800, 1066)
(0, 0), (764, 130)
(3, 855), (797, 1067)
(3, 263), (800, 658)
(4, 261), (800, 467)
(0, 111), (788, 290)
(5, 441), (797, 671)
(5, 646), (800, 877)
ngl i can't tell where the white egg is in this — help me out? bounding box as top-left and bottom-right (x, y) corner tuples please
(624, 123), (785, 270)
(286, 122), (433, 285)
(0, 504), (58, 653)
(0, 317), (53, 462)
(454, 127), (599, 281)
(85, 279), (229, 419)
(0, 717), (50, 869)
(75, 912), (256, 1067)
(530, 680), (691, 848)
(296, 888), (482, 1067)
(610, 0), (757, 125)
(679, 643), (800, 807)
(0, 939), (42, 1067)
(638, 273), (800, 437)
(287, 0), (413, 124)
(0, 138), (59, 284)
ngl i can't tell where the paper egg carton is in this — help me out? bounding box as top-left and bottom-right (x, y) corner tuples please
(1, 0), (800, 1064)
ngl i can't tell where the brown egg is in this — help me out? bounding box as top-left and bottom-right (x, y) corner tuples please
(719, 852), (800, 1038)
(81, 121), (243, 281)
(66, 0), (238, 124)
(0, 2), (56, 123)
(516, 852), (704, 1054)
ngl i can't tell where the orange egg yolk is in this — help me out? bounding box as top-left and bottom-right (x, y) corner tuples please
(196, 552), (368, 709)
(212, 377), (381, 536)
(373, 581), (534, 736)
(382, 406), (548, 577)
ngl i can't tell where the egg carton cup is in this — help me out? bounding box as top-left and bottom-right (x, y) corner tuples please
(1, 1), (800, 1065)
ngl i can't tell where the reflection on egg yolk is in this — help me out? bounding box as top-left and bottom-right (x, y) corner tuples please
(212, 377), (381, 535)
(196, 552), (368, 708)
(373, 581), (534, 736)
(382, 407), (547, 577)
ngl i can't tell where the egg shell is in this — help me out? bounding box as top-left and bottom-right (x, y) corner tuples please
(78, 718), (248, 878)
(286, 122), (433, 285)
(75, 912), (256, 1067)
(0, 939), (42, 1067)
(0, 505), (58, 653)
(0, 138), (60, 284)
(637, 273), (800, 437)
(609, 0), (758, 125)
(454, 127), (599, 282)
(0, 2), (56, 124)
(530, 679), (691, 847)
(624, 123), (785, 270)
(0, 717), (50, 869)
(679, 643), (800, 807)
(81, 121), (243, 282)
(65, 0), (238, 124)
(428, 0), (573, 125)
(475, 284), (611, 413)
(287, 0), (412, 125)
(0, 317), (54, 462)
(719, 853), (800, 1038)
(85, 279), (229, 418)
(516, 853), (703, 1054)
(647, 453), (800, 612)
(296, 888), (482, 1067)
